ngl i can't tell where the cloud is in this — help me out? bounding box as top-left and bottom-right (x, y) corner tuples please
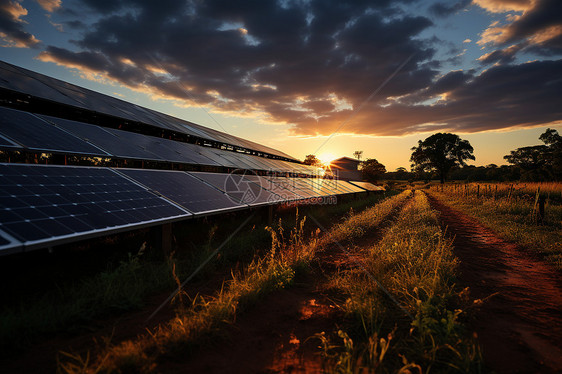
(36, 0), (61, 13)
(37, 0), (437, 133)
(0, 0), (40, 47)
(473, 0), (534, 13)
(477, 43), (522, 63)
(33, 0), (560, 139)
(476, 0), (562, 56)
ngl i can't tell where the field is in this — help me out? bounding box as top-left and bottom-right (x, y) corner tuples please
(1, 187), (561, 373)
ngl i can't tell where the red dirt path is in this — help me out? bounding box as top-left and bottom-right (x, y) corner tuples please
(427, 192), (562, 374)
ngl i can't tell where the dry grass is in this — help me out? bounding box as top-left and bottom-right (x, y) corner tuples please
(319, 191), (481, 373)
(429, 183), (562, 269)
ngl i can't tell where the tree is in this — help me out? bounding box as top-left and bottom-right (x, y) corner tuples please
(539, 128), (562, 180)
(504, 128), (562, 181)
(303, 154), (321, 167)
(353, 150), (363, 160)
(360, 158), (386, 182)
(410, 133), (475, 184)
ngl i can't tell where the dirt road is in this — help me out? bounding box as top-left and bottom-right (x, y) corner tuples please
(427, 192), (562, 374)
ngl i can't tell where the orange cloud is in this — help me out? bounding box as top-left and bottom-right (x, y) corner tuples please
(472, 0), (534, 13)
(36, 0), (62, 13)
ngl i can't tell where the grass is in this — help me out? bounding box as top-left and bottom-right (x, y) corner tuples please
(318, 191), (482, 373)
(428, 183), (562, 269)
(0, 192), (393, 355)
(56, 192), (407, 373)
(58, 210), (318, 373)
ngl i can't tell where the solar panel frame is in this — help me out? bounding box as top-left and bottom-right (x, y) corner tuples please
(0, 107), (111, 156)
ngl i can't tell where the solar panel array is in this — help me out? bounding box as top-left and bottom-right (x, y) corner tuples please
(0, 60), (296, 160)
(0, 163), (370, 254)
(0, 62), (374, 256)
(0, 106), (324, 175)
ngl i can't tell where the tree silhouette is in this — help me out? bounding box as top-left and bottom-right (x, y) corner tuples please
(303, 154), (321, 166)
(410, 133), (475, 184)
(505, 128), (562, 180)
(361, 158), (386, 182)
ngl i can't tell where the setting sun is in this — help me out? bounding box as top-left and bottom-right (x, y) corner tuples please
(317, 152), (336, 165)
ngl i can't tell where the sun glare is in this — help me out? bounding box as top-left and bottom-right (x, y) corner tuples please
(318, 152), (336, 165)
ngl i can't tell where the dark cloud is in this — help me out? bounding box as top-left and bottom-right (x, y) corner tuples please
(38, 0), (438, 134)
(478, 0), (562, 57)
(312, 59), (562, 136)
(429, 0), (471, 17)
(0, 0), (40, 48)
(34, 0), (560, 138)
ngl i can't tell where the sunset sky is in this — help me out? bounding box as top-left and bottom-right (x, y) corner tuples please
(1, 0), (560, 170)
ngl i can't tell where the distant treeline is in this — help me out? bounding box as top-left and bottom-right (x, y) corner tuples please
(384, 164), (523, 182)
(386, 128), (562, 182)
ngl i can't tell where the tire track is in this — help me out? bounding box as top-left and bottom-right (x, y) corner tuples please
(426, 192), (562, 374)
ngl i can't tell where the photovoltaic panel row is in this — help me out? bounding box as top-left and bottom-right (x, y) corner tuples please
(117, 169), (246, 215)
(35, 113), (308, 173)
(0, 61), (298, 161)
(39, 115), (165, 161)
(0, 164), (190, 253)
(0, 107), (109, 156)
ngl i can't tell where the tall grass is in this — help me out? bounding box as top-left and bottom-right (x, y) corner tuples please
(429, 184), (562, 269)
(319, 191), (481, 372)
(58, 211), (318, 373)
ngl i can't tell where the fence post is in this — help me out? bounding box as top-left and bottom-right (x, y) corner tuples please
(538, 196), (545, 225)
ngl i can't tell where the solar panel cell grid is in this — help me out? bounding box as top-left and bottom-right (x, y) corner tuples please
(0, 164), (189, 247)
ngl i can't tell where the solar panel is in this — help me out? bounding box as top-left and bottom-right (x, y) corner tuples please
(214, 150), (255, 170)
(0, 164), (189, 251)
(238, 173), (298, 204)
(1, 61), (301, 162)
(103, 127), (219, 165)
(291, 178), (333, 196)
(264, 177), (317, 198)
(0, 64), (84, 108)
(117, 169), (246, 215)
(0, 107), (110, 156)
(312, 178), (354, 195)
(257, 177), (305, 201)
(39, 115), (165, 161)
(348, 181), (384, 191)
(187, 171), (257, 204)
(0, 133), (21, 149)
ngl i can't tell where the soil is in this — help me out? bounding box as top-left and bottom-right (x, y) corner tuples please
(427, 192), (562, 374)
